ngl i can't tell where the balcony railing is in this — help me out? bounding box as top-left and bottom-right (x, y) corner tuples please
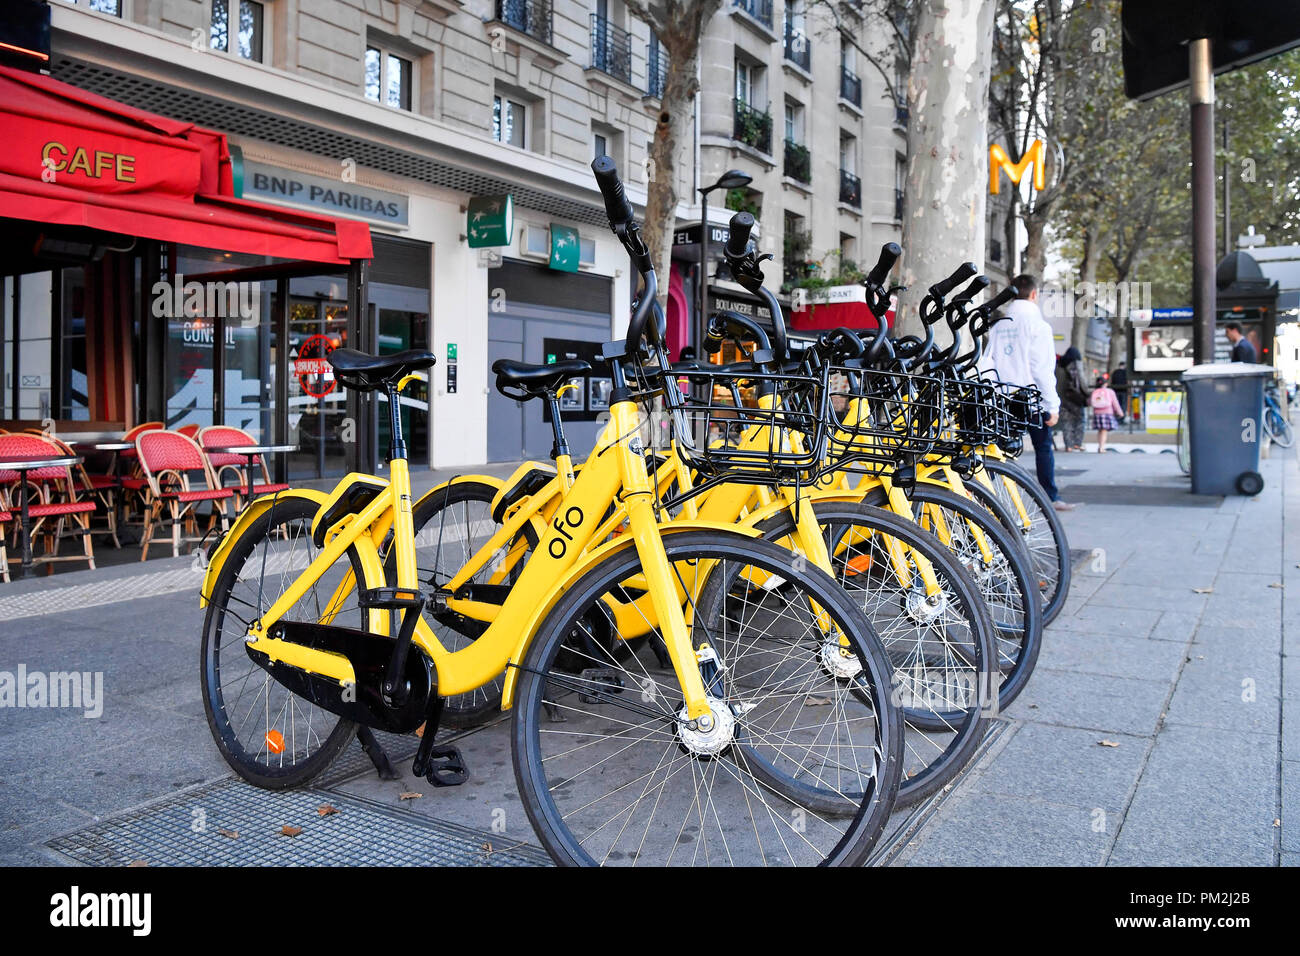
(496, 0), (552, 45)
(647, 42), (668, 98)
(784, 140), (810, 184)
(840, 169), (861, 208)
(895, 187), (904, 221)
(734, 0), (774, 29)
(784, 26), (810, 71)
(840, 67), (861, 107)
(734, 99), (772, 154)
(590, 14), (632, 83)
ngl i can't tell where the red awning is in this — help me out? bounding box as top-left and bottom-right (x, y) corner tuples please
(0, 65), (372, 265)
(789, 285), (896, 333)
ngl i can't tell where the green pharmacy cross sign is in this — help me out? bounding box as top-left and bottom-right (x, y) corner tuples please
(549, 223), (579, 273)
(467, 195), (513, 248)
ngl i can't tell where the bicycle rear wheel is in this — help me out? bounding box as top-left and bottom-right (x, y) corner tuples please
(201, 497), (361, 789)
(753, 502), (995, 806)
(513, 530), (902, 866)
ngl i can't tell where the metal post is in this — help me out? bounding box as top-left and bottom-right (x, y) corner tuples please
(1222, 121), (1231, 258)
(1190, 38), (1217, 365)
(698, 192), (708, 354)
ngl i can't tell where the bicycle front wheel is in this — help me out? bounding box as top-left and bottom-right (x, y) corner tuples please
(971, 460), (1072, 625)
(753, 502), (995, 806)
(1266, 405), (1295, 448)
(512, 530), (902, 866)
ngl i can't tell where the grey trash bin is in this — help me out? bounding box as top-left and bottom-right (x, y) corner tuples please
(1180, 362), (1273, 496)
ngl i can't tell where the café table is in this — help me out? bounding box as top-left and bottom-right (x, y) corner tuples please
(0, 454), (82, 578)
(66, 439), (136, 548)
(204, 444), (298, 511)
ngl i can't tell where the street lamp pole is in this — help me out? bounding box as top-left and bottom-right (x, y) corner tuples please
(696, 169), (753, 358)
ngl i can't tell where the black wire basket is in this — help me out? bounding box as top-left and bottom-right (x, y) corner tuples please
(936, 375), (1003, 452)
(641, 361), (831, 489)
(819, 365), (949, 475)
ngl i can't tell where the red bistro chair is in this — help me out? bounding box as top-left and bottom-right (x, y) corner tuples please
(176, 424), (201, 440)
(0, 433), (98, 573)
(200, 427), (290, 505)
(135, 431), (233, 560)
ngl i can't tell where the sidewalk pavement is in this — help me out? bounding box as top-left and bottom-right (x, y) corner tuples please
(0, 451), (1293, 866)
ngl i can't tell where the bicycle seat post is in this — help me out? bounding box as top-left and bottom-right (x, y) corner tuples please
(545, 391), (571, 462)
(386, 383), (406, 462)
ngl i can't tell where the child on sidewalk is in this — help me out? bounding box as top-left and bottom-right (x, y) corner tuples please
(1089, 375), (1124, 452)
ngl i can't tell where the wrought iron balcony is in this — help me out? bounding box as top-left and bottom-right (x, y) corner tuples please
(734, 98), (772, 154)
(647, 42), (668, 98)
(784, 26), (810, 71)
(590, 14), (632, 83)
(840, 169), (861, 208)
(840, 67), (862, 107)
(784, 139), (810, 184)
(496, 0), (552, 45)
(734, 0), (774, 29)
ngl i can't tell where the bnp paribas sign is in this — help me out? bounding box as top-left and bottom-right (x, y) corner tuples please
(467, 195), (514, 248)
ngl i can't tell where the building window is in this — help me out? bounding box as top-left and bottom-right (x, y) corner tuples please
(65, 0), (122, 14)
(211, 0), (264, 63)
(594, 132), (607, 160)
(365, 47), (413, 110)
(493, 95), (527, 149)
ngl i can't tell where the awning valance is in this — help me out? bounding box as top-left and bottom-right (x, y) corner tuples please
(0, 64), (371, 265)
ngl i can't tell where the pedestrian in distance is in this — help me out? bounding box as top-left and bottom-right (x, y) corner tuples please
(982, 273), (1077, 512)
(1055, 346), (1089, 452)
(1225, 322), (1257, 363)
(1089, 374), (1124, 453)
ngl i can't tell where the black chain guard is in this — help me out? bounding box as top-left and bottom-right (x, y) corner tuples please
(246, 620), (433, 733)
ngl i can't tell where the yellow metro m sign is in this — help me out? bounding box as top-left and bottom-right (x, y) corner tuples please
(989, 140), (1046, 194)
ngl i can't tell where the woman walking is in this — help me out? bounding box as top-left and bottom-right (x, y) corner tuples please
(1089, 374), (1124, 453)
(1055, 347), (1089, 451)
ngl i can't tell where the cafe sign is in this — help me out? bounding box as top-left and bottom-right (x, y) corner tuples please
(467, 195), (514, 248)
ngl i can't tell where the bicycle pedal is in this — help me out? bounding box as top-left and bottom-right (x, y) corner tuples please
(420, 745), (468, 787)
(578, 668), (625, 704)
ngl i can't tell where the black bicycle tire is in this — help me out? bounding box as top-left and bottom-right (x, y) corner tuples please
(752, 502), (995, 806)
(861, 483), (1042, 713)
(975, 460), (1072, 625)
(512, 530), (903, 867)
(201, 498), (358, 790)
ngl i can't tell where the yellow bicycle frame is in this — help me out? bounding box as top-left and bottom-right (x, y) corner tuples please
(208, 397), (735, 720)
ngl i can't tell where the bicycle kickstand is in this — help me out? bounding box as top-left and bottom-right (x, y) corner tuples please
(357, 726), (401, 781)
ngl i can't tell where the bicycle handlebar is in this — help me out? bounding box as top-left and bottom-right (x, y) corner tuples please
(726, 211), (755, 258)
(592, 155), (635, 228)
(866, 242), (901, 289)
(929, 261), (978, 300)
(591, 156), (658, 354)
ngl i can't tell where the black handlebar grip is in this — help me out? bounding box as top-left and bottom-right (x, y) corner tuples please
(987, 286), (1018, 311)
(725, 211), (755, 258)
(952, 275), (991, 307)
(591, 155), (634, 228)
(929, 261), (979, 300)
(867, 243), (902, 288)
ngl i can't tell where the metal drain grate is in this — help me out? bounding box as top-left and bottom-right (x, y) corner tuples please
(46, 778), (550, 867)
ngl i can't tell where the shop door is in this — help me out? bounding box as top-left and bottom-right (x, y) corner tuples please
(286, 277), (351, 480)
(486, 259), (612, 462)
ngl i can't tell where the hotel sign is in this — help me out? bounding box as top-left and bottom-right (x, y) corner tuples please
(242, 161), (409, 226)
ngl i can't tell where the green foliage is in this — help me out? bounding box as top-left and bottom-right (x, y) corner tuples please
(725, 187), (761, 216)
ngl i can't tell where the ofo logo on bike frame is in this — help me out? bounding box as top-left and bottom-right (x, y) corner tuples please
(150, 274), (260, 322)
(49, 886), (151, 936)
(0, 665), (103, 718)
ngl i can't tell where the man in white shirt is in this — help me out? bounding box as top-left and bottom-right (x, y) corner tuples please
(982, 274), (1076, 511)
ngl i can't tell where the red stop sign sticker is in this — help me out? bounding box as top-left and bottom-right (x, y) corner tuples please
(294, 334), (336, 398)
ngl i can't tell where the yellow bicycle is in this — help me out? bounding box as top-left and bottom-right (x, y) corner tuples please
(198, 157), (903, 866)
